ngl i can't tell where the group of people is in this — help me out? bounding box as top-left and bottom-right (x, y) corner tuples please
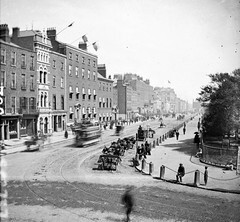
(136, 141), (151, 159)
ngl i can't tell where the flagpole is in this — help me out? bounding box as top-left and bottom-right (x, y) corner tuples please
(57, 22), (74, 36)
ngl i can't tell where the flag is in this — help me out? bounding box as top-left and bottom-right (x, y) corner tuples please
(68, 22), (74, 27)
(82, 34), (88, 42)
(92, 42), (98, 51)
(168, 80), (171, 84)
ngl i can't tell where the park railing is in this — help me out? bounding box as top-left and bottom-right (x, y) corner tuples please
(201, 142), (238, 169)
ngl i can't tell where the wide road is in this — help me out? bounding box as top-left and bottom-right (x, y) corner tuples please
(2, 117), (240, 222)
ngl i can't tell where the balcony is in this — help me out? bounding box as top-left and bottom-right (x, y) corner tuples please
(18, 107), (39, 114)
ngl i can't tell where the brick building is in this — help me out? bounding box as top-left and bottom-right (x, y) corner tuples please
(47, 28), (99, 125)
(49, 50), (67, 132)
(0, 24), (38, 140)
(97, 64), (114, 122)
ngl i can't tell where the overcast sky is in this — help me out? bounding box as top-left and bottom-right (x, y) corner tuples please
(1, 0), (240, 102)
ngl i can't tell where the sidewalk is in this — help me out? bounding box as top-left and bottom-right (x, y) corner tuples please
(137, 117), (240, 194)
(0, 131), (75, 155)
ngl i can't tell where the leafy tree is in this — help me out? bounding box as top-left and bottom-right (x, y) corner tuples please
(197, 69), (240, 137)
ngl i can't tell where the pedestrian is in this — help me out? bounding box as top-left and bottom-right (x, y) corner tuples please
(197, 121), (201, 131)
(204, 166), (208, 185)
(121, 186), (134, 222)
(194, 133), (200, 149)
(176, 163), (185, 183)
(176, 130), (179, 140)
(183, 127), (186, 135)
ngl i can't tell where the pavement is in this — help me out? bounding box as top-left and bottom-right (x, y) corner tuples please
(1, 116), (240, 194)
(136, 116), (240, 194)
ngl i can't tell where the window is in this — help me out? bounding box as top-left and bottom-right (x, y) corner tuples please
(88, 88), (91, 100)
(82, 56), (85, 64)
(53, 76), (56, 87)
(88, 59), (90, 66)
(93, 89), (96, 101)
(87, 70), (90, 79)
(21, 74), (26, 90)
(20, 97), (27, 110)
(61, 96), (64, 110)
(0, 48), (6, 64)
(82, 68), (85, 78)
(93, 71), (96, 81)
(82, 87), (86, 100)
(30, 75), (34, 90)
(43, 71), (47, 84)
(61, 77), (64, 88)
(30, 56), (34, 70)
(99, 97), (102, 108)
(76, 67), (79, 77)
(39, 71), (43, 83)
(93, 60), (96, 68)
(76, 86), (79, 100)
(110, 98), (112, 108)
(61, 62), (64, 70)
(21, 54), (26, 68)
(53, 95), (56, 110)
(53, 60), (56, 68)
(76, 54), (79, 62)
(29, 97), (35, 110)
(69, 65), (72, 76)
(11, 97), (16, 113)
(11, 51), (16, 66)
(11, 73), (16, 89)
(106, 98), (109, 108)
(69, 52), (72, 60)
(69, 86), (73, 99)
(69, 106), (73, 120)
(0, 70), (6, 87)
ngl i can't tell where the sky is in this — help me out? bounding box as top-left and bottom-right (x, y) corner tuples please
(1, 0), (240, 102)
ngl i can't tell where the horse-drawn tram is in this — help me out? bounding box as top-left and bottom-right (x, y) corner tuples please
(72, 120), (102, 147)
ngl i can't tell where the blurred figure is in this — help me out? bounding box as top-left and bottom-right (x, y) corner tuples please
(204, 166), (208, 185)
(176, 130), (179, 140)
(121, 186), (135, 222)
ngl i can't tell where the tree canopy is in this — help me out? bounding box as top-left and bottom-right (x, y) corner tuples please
(197, 69), (240, 137)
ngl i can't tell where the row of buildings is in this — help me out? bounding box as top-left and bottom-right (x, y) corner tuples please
(0, 24), (192, 141)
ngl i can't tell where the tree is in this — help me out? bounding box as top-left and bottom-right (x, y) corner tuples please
(197, 69), (240, 137)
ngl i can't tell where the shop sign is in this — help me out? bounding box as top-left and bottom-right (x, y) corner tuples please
(0, 86), (4, 115)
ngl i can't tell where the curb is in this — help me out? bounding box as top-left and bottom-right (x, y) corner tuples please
(134, 166), (240, 194)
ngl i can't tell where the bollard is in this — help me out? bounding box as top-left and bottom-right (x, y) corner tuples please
(153, 140), (155, 148)
(149, 162), (154, 175)
(156, 138), (159, 146)
(165, 134), (167, 140)
(194, 170), (200, 186)
(162, 135), (164, 141)
(141, 158), (146, 171)
(159, 136), (162, 143)
(160, 165), (165, 179)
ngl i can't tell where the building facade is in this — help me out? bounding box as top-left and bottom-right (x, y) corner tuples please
(11, 27), (53, 135)
(49, 50), (67, 132)
(47, 28), (99, 125)
(0, 24), (38, 140)
(97, 71), (114, 122)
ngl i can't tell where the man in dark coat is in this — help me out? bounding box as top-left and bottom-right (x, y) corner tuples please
(176, 163), (185, 182)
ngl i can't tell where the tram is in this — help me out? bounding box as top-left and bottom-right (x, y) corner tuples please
(73, 120), (101, 147)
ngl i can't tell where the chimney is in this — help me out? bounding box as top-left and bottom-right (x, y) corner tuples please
(98, 64), (106, 78)
(0, 24), (10, 43)
(12, 27), (20, 42)
(78, 42), (87, 50)
(47, 27), (56, 40)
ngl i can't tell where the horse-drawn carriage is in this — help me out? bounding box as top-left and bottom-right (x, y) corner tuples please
(97, 154), (121, 170)
(115, 125), (124, 136)
(24, 135), (46, 151)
